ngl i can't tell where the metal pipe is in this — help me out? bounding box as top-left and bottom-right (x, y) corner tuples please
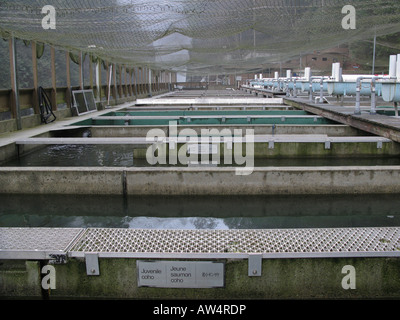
(355, 76), (369, 115)
(319, 77), (324, 103)
(356, 76), (395, 115)
(372, 32), (376, 75)
(370, 77), (376, 115)
(285, 80), (290, 97)
(308, 76), (325, 102)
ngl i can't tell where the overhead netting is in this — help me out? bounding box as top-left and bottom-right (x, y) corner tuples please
(1, 0), (400, 75)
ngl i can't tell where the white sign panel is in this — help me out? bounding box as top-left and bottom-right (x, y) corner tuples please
(137, 261), (225, 288)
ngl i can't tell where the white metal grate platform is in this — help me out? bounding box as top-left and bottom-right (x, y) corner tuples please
(1, 227), (399, 260)
(68, 227), (400, 259)
(0, 228), (84, 260)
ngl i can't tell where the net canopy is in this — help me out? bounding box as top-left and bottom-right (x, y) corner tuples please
(1, 0), (400, 75)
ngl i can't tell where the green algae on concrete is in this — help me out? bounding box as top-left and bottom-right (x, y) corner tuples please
(3, 257), (398, 299)
(0, 260), (42, 298)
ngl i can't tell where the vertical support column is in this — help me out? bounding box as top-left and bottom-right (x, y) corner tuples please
(137, 68), (141, 95)
(147, 67), (150, 96)
(129, 69), (133, 98)
(143, 67), (148, 96)
(65, 51), (72, 109)
(79, 52), (84, 90)
(9, 36), (22, 130)
(50, 46), (57, 111)
(319, 78), (324, 103)
(143, 67), (146, 95)
(148, 68), (152, 97)
(31, 41), (40, 115)
(106, 62), (112, 107)
(372, 31), (376, 75)
(123, 66), (127, 97)
(154, 69), (156, 93)
(162, 71), (165, 90)
(124, 66), (128, 98)
(133, 68), (137, 98)
(113, 63), (117, 104)
(370, 77), (376, 115)
(158, 70), (161, 92)
(118, 65), (123, 98)
(89, 56), (93, 90)
(142, 67), (145, 95)
(156, 70), (159, 92)
(152, 69), (155, 93)
(136, 68), (140, 95)
(354, 77), (363, 115)
(95, 59), (101, 102)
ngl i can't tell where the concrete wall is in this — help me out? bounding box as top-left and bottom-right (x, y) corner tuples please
(132, 141), (400, 159)
(1, 257), (399, 299)
(0, 108), (72, 135)
(0, 168), (124, 195)
(0, 131), (52, 164)
(1, 167), (400, 195)
(89, 124), (367, 138)
(0, 88), (170, 135)
(125, 167), (400, 195)
(0, 260), (42, 298)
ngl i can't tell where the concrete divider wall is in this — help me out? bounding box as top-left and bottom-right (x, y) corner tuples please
(89, 124), (371, 138)
(132, 141), (400, 159)
(125, 167), (400, 195)
(1, 257), (399, 299)
(0, 168), (124, 195)
(1, 167), (400, 195)
(0, 131), (53, 164)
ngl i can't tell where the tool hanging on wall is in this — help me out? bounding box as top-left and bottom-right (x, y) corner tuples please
(38, 86), (56, 124)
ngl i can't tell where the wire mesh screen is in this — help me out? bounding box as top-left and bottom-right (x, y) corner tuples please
(1, 1), (400, 75)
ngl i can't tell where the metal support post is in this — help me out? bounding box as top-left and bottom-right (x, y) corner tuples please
(319, 78), (324, 103)
(370, 77), (377, 115)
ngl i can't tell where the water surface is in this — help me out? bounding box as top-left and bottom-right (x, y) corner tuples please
(0, 194), (398, 229)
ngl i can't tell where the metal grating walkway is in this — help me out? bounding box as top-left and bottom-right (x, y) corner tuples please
(0, 228), (84, 259)
(1, 227), (399, 260)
